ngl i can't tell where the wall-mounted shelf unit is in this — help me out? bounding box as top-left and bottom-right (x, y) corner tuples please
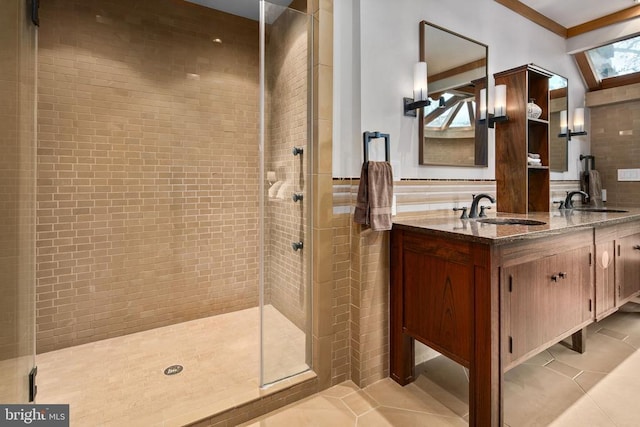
(494, 64), (551, 213)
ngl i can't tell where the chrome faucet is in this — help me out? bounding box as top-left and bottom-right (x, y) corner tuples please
(469, 193), (496, 218)
(564, 190), (589, 209)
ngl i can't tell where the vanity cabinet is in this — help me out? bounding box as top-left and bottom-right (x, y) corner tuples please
(502, 244), (592, 368)
(494, 64), (551, 214)
(391, 214), (640, 426)
(617, 230), (640, 303)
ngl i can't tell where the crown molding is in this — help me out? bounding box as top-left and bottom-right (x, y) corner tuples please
(495, 0), (640, 39)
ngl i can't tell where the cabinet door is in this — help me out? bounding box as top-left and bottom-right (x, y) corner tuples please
(505, 246), (592, 366)
(617, 233), (640, 302)
(553, 246), (593, 330)
(504, 255), (553, 364)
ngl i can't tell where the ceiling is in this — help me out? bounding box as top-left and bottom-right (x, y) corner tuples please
(519, 0), (639, 29)
(191, 1), (639, 33)
(184, 0), (294, 21)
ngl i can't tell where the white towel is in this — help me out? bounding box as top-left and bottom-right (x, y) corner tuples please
(527, 157), (542, 164)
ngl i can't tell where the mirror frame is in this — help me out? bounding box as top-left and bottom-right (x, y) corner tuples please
(418, 20), (489, 167)
(548, 71), (569, 172)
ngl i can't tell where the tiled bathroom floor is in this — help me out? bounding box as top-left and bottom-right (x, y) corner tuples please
(244, 298), (640, 426)
(36, 305), (309, 426)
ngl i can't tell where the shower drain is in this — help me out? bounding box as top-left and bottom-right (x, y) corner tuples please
(164, 364), (183, 376)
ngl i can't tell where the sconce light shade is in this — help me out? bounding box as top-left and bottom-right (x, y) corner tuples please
(560, 110), (568, 134)
(413, 62), (428, 101)
(561, 107), (588, 140)
(479, 88), (487, 120)
(404, 61), (431, 117)
(494, 84), (507, 117)
(573, 107), (585, 133)
(481, 84), (509, 128)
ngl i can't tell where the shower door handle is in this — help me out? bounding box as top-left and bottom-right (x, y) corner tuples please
(30, 0), (40, 26)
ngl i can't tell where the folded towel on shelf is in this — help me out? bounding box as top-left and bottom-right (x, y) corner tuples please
(527, 152), (541, 159)
(354, 161), (393, 231)
(527, 157), (542, 166)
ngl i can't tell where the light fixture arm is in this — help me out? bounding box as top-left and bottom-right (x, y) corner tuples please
(403, 97), (431, 117)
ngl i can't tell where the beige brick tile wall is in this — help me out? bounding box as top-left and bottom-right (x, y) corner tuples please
(589, 101), (640, 207)
(331, 213), (351, 384)
(36, 0), (261, 353)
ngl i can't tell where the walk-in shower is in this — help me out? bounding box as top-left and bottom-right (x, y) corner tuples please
(1, 0), (312, 424)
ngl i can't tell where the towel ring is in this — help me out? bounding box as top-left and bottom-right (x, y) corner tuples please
(579, 154), (595, 172)
(363, 131), (390, 163)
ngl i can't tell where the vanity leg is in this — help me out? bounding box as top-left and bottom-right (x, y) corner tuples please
(571, 327), (587, 354)
(469, 248), (502, 426)
(390, 229), (415, 385)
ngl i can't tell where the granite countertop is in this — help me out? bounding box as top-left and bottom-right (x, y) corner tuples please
(392, 207), (640, 245)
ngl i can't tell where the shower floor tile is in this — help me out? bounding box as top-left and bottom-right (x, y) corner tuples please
(36, 305), (309, 426)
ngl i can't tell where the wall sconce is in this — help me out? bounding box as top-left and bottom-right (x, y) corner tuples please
(558, 108), (588, 140)
(560, 110), (568, 135)
(478, 84), (509, 128)
(479, 88), (487, 120)
(404, 62), (431, 117)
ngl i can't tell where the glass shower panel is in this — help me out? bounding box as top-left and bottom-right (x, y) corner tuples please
(0, 0), (37, 403)
(260, 1), (312, 386)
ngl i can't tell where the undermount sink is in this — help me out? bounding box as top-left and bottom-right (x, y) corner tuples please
(572, 208), (629, 213)
(477, 218), (547, 226)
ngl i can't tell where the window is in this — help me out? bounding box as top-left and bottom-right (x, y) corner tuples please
(586, 34), (640, 80)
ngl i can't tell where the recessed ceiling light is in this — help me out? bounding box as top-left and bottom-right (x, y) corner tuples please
(212, 38), (222, 44)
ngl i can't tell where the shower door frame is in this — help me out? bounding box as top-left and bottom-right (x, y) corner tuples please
(258, 0), (314, 388)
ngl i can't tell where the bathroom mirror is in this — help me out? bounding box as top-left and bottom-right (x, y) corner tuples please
(548, 73), (569, 172)
(418, 21), (488, 167)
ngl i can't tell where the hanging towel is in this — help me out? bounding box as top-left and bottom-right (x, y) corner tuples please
(354, 161), (393, 231)
(354, 163), (370, 225)
(588, 169), (604, 207)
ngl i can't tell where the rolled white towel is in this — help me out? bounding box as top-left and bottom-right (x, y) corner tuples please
(528, 152), (541, 159)
(527, 158), (541, 164)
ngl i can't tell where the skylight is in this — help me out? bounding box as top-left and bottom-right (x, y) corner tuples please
(424, 93), (475, 130)
(586, 34), (640, 80)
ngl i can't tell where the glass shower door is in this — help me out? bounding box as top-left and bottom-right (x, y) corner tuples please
(259, 1), (312, 386)
(0, 0), (38, 404)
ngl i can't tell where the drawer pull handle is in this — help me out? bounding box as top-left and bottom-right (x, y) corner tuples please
(551, 274), (559, 282)
(634, 245), (640, 250)
(558, 272), (567, 279)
